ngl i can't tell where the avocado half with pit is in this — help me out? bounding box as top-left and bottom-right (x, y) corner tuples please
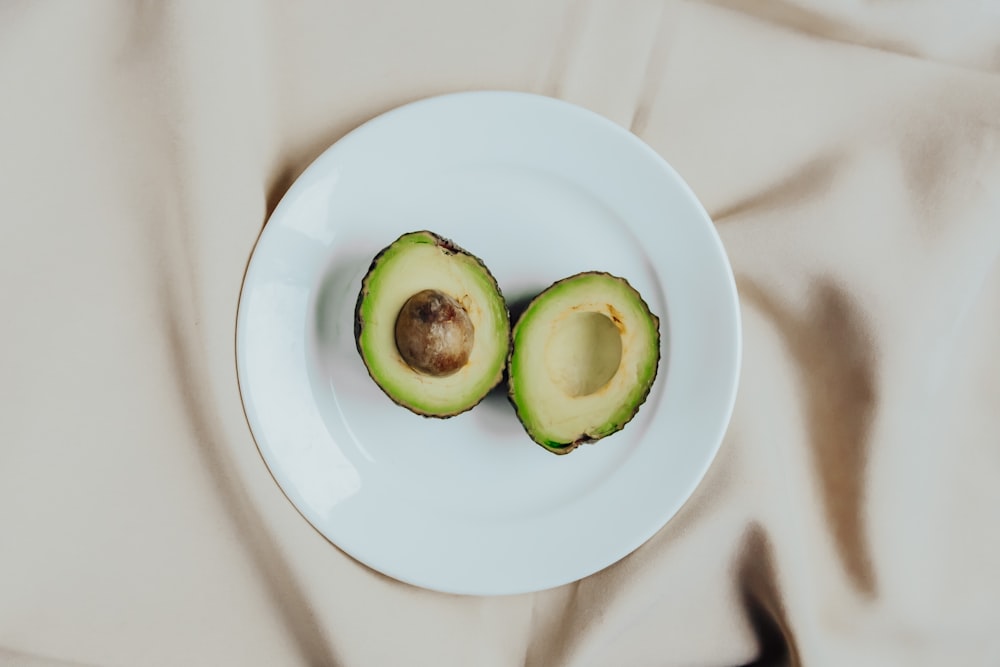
(354, 230), (510, 418)
(508, 272), (661, 454)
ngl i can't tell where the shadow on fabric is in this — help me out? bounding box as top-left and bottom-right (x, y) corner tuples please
(736, 524), (802, 667)
(739, 277), (878, 596)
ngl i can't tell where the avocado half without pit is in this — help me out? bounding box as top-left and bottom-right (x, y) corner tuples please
(508, 272), (661, 454)
(354, 230), (511, 418)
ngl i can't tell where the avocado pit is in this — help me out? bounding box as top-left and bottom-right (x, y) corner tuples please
(395, 289), (475, 377)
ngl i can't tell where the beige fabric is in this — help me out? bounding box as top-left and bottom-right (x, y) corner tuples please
(2, 1), (999, 665)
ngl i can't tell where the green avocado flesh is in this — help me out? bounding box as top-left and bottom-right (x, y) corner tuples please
(355, 231), (510, 418)
(508, 272), (661, 453)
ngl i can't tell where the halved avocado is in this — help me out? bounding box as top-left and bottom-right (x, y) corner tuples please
(355, 230), (510, 418)
(508, 272), (660, 453)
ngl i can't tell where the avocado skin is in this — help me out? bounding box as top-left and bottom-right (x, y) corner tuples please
(506, 271), (661, 454)
(353, 230), (511, 419)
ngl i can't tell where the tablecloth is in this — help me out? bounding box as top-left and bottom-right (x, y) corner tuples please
(2, 1), (999, 665)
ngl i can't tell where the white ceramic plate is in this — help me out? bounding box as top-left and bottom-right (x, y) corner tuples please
(236, 91), (741, 596)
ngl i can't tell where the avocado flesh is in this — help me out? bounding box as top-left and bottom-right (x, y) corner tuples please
(355, 231), (510, 418)
(508, 272), (660, 453)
